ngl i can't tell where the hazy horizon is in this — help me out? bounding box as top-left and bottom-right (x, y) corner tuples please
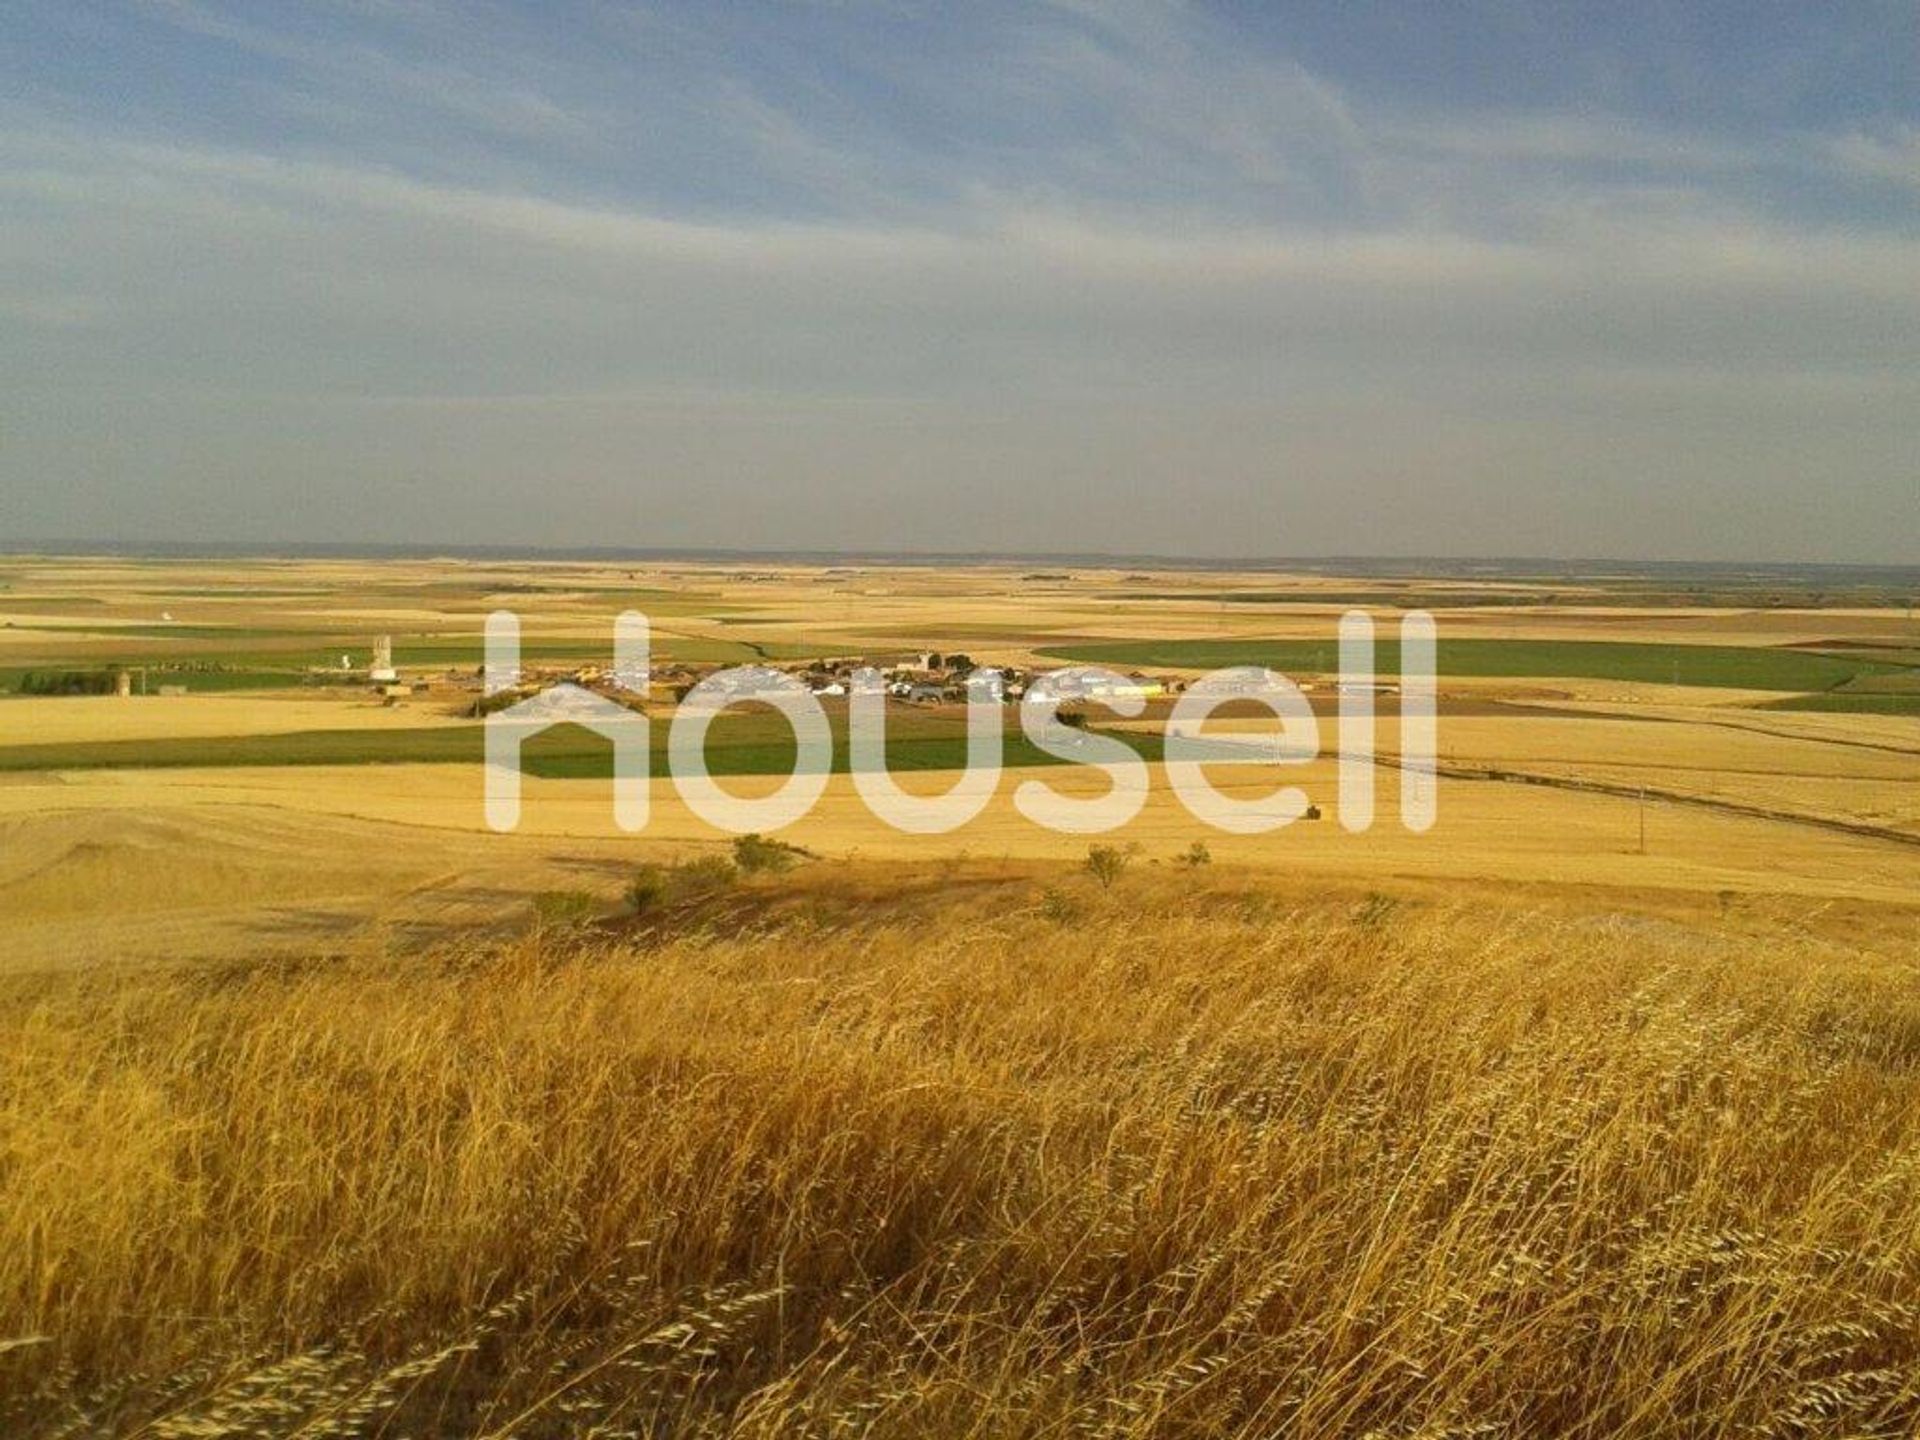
(5, 3), (1916, 563)
(7, 538), (1917, 581)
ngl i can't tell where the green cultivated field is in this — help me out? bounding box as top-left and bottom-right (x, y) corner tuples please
(0, 709), (1177, 778)
(1756, 692), (1920, 715)
(15, 624), (348, 641)
(1102, 590), (1551, 608)
(1039, 637), (1913, 692)
(0, 666), (314, 694)
(0, 635), (818, 689)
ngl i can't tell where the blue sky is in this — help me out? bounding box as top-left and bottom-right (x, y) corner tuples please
(3, 1), (1916, 559)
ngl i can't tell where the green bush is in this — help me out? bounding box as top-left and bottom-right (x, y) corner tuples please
(626, 865), (668, 915)
(733, 833), (806, 874)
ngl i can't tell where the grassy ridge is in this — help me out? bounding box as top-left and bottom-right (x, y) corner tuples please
(1040, 637), (1911, 691)
(4, 876), (1917, 1435)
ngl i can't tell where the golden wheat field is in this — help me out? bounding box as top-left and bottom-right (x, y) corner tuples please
(4, 870), (1919, 1436)
(1, 555), (1917, 1435)
(11, 5), (1920, 1432)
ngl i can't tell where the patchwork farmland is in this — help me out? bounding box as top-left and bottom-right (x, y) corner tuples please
(2, 552), (1918, 1436)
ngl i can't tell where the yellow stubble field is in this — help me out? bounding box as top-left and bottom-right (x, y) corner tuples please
(0, 555), (1914, 967)
(3, 738), (1913, 968)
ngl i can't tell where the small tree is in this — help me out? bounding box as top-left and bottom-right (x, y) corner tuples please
(1084, 843), (1129, 889)
(1177, 839), (1212, 868)
(626, 865), (668, 915)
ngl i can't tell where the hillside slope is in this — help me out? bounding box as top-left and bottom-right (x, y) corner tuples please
(4, 873), (1918, 1437)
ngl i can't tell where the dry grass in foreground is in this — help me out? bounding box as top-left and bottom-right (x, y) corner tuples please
(3, 871), (1919, 1438)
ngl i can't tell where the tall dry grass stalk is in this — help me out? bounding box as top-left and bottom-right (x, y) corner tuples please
(2, 873), (1917, 1436)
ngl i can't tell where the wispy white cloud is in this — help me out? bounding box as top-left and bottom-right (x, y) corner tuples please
(95, 0), (1920, 234)
(1830, 125), (1920, 191)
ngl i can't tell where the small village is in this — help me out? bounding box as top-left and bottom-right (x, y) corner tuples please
(27, 631), (1398, 713)
(474, 646), (1190, 712)
(51, 639), (1395, 712)
(500, 646), (1399, 713)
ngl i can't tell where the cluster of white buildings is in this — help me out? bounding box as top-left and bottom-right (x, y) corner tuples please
(462, 645), (1188, 715)
(787, 653), (1179, 709)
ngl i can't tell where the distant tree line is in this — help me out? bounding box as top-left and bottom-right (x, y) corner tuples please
(17, 669), (120, 696)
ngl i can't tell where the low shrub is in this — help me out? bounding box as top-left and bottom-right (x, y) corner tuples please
(733, 833), (808, 874)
